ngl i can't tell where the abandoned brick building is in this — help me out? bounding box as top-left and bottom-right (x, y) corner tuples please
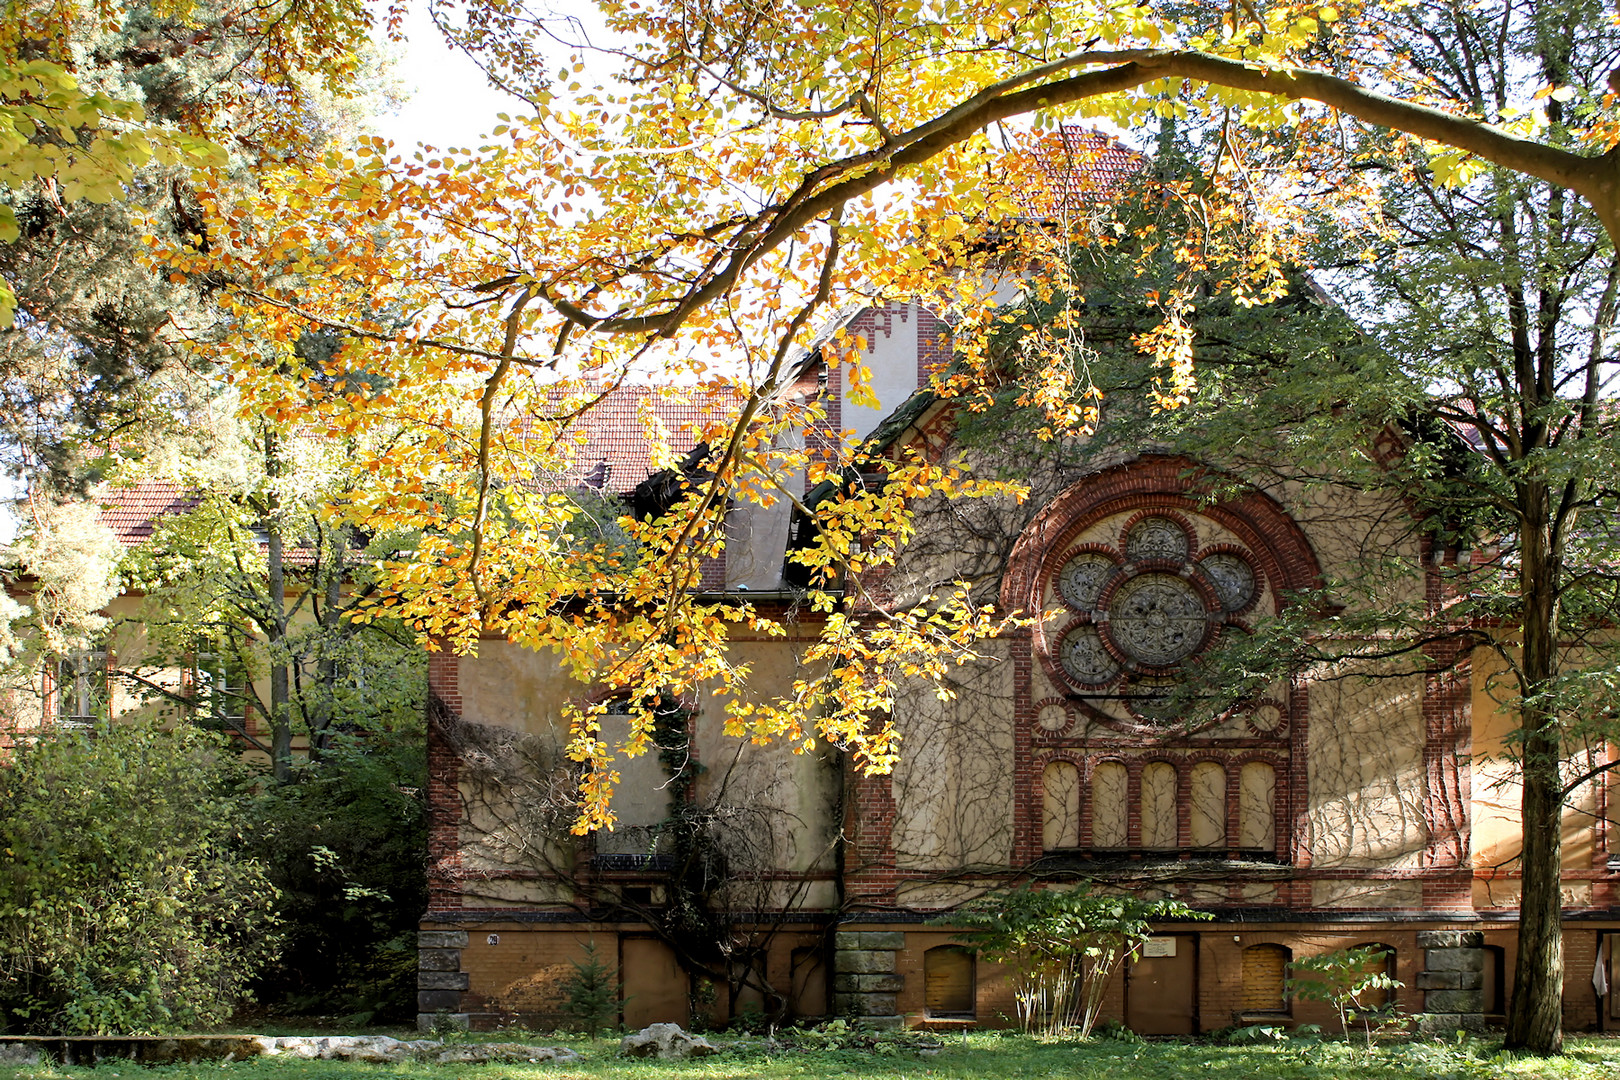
(414, 282), (1620, 1037)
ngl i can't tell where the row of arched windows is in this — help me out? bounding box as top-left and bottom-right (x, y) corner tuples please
(923, 941), (1408, 1020)
(1042, 758), (1278, 854)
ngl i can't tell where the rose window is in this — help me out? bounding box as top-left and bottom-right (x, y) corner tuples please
(1049, 515), (1262, 691)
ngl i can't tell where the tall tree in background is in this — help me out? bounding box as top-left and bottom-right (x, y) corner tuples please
(117, 412), (425, 781)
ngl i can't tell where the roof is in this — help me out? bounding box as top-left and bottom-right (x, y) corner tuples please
(533, 383), (747, 494)
(98, 481), (200, 547)
(1008, 127), (1146, 218)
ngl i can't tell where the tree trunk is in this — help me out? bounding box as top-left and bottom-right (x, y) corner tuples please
(265, 428), (293, 783)
(1503, 486), (1565, 1053)
(310, 524), (348, 756)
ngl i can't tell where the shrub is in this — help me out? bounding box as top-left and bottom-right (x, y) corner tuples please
(244, 733), (426, 1022)
(1288, 945), (1404, 1052)
(560, 940), (619, 1035)
(0, 720), (278, 1033)
(938, 885), (1210, 1038)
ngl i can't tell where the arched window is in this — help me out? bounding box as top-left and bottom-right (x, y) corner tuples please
(1239, 762), (1276, 851)
(1140, 761), (1177, 849)
(924, 945), (975, 1019)
(1241, 943), (1291, 1014)
(1350, 943), (1398, 1008)
(1042, 761), (1082, 850)
(1189, 761), (1226, 848)
(1091, 762), (1129, 848)
(1482, 944), (1506, 1017)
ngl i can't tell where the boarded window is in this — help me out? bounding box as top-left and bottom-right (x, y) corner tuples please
(925, 945), (975, 1018)
(1043, 761), (1082, 849)
(1241, 944), (1290, 1013)
(1351, 944), (1397, 1008)
(1190, 761), (1226, 848)
(1141, 761), (1178, 849)
(1239, 762), (1276, 851)
(1092, 762), (1129, 848)
(791, 946), (826, 1018)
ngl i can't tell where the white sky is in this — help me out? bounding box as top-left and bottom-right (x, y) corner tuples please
(371, 1), (534, 150)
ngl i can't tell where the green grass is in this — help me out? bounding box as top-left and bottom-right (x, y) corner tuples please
(7, 1031), (1620, 1080)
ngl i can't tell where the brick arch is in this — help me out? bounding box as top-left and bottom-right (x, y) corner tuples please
(1001, 454), (1323, 615)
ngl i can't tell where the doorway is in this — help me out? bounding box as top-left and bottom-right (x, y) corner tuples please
(1125, 934), (1198, 1035)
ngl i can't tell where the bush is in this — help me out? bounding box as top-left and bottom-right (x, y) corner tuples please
(245, 733), (426, 1022)
(0, 720), (279, 1033)
(1288, 945), (1404, 1052)
(938, 885), (1210, 1038)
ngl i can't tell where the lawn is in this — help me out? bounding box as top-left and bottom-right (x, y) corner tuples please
(8, 1031), (1620, 1080)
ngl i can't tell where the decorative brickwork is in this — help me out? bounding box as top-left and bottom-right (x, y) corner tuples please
(426, 645), (464, 914)
(1004, 456), (1319, 877)
(847, 752), (899, 905)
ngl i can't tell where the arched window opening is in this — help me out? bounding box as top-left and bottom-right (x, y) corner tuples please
(1140, 761), (1177, 849)
(1241, 943), (1291, 1014)
(1239, 762), (1276, 852)
(925, 945), (975, 1019)
(1091, 762), (1129, 848)
(1043, 761), (1082, 850)
(1350, 943), (1398, 1008)
(1483, 945), (1506, 1018)
(1189, 761), (1226, 848)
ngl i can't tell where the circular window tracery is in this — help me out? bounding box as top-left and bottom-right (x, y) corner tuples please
(1059, 626), (1120, 685)
(1124, 516), (1190, 562)
(1199, 552), (1257, 611)
(1057, 553), (1115, 609)
(1107, 573), (1207, 666)
(1046, 515), (1263, 703)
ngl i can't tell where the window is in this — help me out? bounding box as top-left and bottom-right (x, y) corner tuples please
(1053, 754), (1280, 858)
(1091, 761), (1129, 848)
(1189, 761), (1226, 848)
(1350, 943), (1397, 1008)
(924, 945), (975, 1019)
(1239, 762), (1276, 851)
(1140, 761), (1177, 848)
(55, 647), (108, 724)
(1241, 944), (1290, 1014)
(194, 645), (247, 726)
(1484, 944), (1506, 1017)
(1042, 761), (1082, 849)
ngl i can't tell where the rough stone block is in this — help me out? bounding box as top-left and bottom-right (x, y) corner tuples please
(855, 932), (908, 950)
(1412, 1012), (1487, 1036)
(418, 990), (464, 1011)
(834, 974), (904, 994)
(836, 949), (898, 975)
(416, 1013), (471, 1034)
(1415, 970), (1483, 991)
(418, 971), (471, 991)
(834, 932), (863, 951)
(1423, 990), (1484, 1013)
(1416, 930), (1483, 949)
(418, 949), (462, 972)
(851, 994), (899, 1016)
(1425, 949), (1484, 973)
(418, 930), (469, 949)
(832, 993), (855, 1014)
